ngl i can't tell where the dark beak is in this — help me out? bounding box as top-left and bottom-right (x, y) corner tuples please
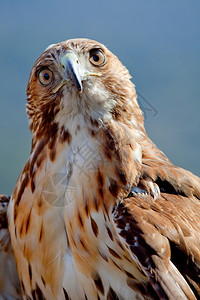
(60, 52), (83, 93)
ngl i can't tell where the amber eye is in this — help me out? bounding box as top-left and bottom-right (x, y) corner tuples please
(38, 69), (53, 85)
(89, 49), (105, 66)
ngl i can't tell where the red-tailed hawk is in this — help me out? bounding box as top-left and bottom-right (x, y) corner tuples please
(1, 38), (200, 299)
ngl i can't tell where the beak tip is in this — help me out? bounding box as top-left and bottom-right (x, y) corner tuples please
(78, 84), (83, 93)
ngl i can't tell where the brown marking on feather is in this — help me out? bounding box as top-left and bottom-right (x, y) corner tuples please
(29, 120), (34, 132)
(84, 198), (89, 216)
(32, 283), (46, 300)
(37, 197), (42, 208)
(103, 211), (107, 222)
(77, 209), (83, 228)
(63, 288), (70, 300)
(41, 276), (46, 287)
(111, 259), (122, 271)
(93, 272), (104, 295)
(60, 126), (72, 144)
(49, 148), (56, 161)
(107, 246), (121, 259)
(109, 179), (119, 197)
(104, 127), (115, 151)
(106, 226), (113, 241)
(104, 148), (112, 160)
(21, 280), (25, 293)
(107, 287), (120, 300)
(39, 223), (43, 242)
(48, 132), (57, 151)
(98, 187), (104, 199)
(116, 167), (127, 185)
(111, 109), (121, 121)
(15, 173), (29, 208)
(104, 126), (121, 160)
(117, 239), (125, 251)
(31, 179), (35, 193)
(124, 255), (132, 263)
(97, 169), (104, 187)
(103, 202), (110, 220)
(37, 106), (59, 139)
(69, 221), (73, 230)
(93, 196), (99, 211)
(124, 270), (136, 279)
(99, 250), (108, 262)
(36, 151), (46, 169)
(76, 124), (80, 134)
(88, 128), (96, 137)
(126, 279), (144, 294)
(80, 238), (89, 252)
(19, 221), (24, 236)
(90, 117), (99, 127)
(26, 209), (32, 234)
(90, 217), (99, 237)
(28, 263), (32, 282)
(111, 88), (140, 125)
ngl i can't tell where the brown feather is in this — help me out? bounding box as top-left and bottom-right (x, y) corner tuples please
(114, 190), (200, 299)
(0, 195), (22, 299)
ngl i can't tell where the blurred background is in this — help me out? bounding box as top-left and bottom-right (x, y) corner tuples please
(0, 0), (200, 195)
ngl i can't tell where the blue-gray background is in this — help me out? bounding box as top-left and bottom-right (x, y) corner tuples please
(0, 0), (200, 195)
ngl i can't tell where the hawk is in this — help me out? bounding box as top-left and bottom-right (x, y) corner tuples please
(1, 38), (200, 299)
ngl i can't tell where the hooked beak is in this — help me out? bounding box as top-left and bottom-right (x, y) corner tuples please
(53, 51), (102, 94)
(60, 51), (83, 93)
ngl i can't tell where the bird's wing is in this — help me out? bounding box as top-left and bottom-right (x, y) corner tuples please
(0, 195), (22, 300)
(113, 190), (200, 299)
(141, 137), (200, 199)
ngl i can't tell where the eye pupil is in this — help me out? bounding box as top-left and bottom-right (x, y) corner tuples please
(43, 73), (50, 80)
(93, 54), (99, 62)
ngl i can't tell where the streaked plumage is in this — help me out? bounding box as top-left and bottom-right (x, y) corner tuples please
(1, 38), (199, 299)
(0, 195), (21, 299)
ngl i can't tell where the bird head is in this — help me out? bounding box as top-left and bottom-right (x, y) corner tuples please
(26, 38), (144, 139)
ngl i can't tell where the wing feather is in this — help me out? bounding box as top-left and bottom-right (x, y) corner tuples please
(142, 138), (200, 199)
(113, 191), (200, 299)
(0, 195), (22, 300)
